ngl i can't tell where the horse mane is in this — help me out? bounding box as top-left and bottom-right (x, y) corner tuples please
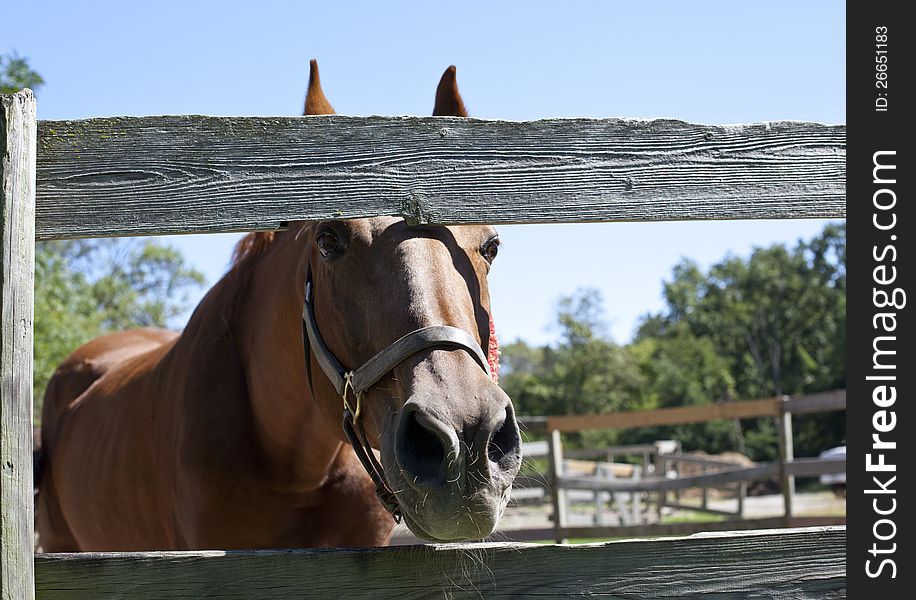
(230, 232), (277, 269)
(227, 58), (336, 273)
(194, 231), (280, 338)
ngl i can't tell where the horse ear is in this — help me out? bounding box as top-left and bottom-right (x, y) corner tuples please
(304, 59), (336, 115)
(433, 65), (468, 117)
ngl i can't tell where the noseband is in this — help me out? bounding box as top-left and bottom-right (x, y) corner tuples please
(301, 267), (492, 522)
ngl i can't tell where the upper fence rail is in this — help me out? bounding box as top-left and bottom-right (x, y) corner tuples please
(36, 115), (846, 240)
(518, 389), (846, 434)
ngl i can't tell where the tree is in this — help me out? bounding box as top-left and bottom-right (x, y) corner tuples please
(48, 239), (206, 329)
(640, 224), (846, 399)
(622, 325), (742, 454)
(1, 51), (44, 94)
(500, 289), (645, 448)
(34, 240), (205, 417)
(3, 53), (207, 419)
(636, 223), (846, 458)
(500, 224), (845, 462)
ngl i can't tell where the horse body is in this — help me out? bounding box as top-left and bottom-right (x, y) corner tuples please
(37, 60), (522, 551)
(39, 239), (390, 550)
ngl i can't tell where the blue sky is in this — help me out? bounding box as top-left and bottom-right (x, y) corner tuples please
(5, 1), (845, 345)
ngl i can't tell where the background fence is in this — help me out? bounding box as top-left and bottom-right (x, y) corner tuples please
(2, 89), (846, 598)
(510, 389), (846, 542)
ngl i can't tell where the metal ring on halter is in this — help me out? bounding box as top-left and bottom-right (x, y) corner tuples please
(341, 371), (362, 422)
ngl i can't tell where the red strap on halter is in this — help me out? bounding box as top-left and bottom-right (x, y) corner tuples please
(488, 314), (499, 383)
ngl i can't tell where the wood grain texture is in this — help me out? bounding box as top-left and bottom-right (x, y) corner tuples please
(36, 116), (845, 240)
(1, 90), (37, 600)
(35, 527), (846, 599)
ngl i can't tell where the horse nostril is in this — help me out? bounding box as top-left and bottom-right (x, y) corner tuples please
(397, 409), (448, 484)
(487, 407), (521, 469)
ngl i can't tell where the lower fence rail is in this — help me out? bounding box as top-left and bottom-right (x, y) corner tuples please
(495, 516), (846, 543)
(35, 526), (845, 599)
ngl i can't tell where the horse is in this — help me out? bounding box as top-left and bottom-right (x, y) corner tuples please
(36, 60), (522, 551)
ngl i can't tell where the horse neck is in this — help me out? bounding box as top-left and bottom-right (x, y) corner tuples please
(230, 230), (345, 491)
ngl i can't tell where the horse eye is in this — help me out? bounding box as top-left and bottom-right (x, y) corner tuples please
(316, 228), (342, 258)
(480, 238), (499, 263)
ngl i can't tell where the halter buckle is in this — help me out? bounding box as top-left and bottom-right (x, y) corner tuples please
(341, 371), (362, 423)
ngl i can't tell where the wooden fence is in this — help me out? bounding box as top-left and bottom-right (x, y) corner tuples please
(512, 390), (846, 542)
(2, 89), (846, 598)
(34, 527), (846, 599)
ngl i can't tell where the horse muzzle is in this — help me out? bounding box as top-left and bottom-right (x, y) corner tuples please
(387, 389), (522, 541)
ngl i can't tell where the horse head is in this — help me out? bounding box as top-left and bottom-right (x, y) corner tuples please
(299, 61), (522, 542)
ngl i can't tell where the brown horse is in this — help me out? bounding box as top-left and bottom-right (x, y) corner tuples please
(36, 61), (522, 551)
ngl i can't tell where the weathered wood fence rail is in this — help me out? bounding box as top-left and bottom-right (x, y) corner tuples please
(35, 527), (846, 600)
(36, 115), (845, 239)
(2, 89), (846, 598)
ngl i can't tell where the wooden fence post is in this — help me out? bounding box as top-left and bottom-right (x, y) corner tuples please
(777, 396), (795, 521)
(1, 90), (37, 600)
(547, 429), (567, 543)
(737, 481), (747, 519)
(701, 463), (709, 510)
(631, 464), (642, 524)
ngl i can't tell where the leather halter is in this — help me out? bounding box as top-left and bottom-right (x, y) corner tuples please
(301, 266), (492, 522)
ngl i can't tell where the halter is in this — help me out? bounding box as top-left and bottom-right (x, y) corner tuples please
(301, 266), (492, 522)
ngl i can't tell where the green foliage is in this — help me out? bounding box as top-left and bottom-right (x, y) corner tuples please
(500, 224), (846, 461)
(50, 239), (206, 329)
(619, 326), (741, 454)
(639, 224), (846, 400)
(635, 223), (846, 458)
(34, 240), (205, 420)
(3, 53), (207, 423)
(501, 289), (645, 448)
(1, 51), (45, 94)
